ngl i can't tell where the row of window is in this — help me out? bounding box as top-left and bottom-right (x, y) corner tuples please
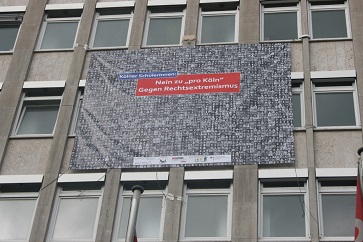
(0, 0), (351, 52)
(2, 74), (357, 138)
(0, 172), (356, 241)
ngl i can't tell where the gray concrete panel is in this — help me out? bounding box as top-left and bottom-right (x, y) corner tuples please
(231, 165), (258, 242)
(291, 42), (304, 72)
(314, 131), (361, 168)
(310, 41), (354, 71)
(95, 169), (122, 242)
(294, 132), (308, 168)
(128, 0), (147, 49)
(162, 167), (184, 242)
(0, 0), (29, 6)
(239, 0), (259, 44)
(27, 52), (73, 81)
(0, 55), (12, 83)
(0, 139), (50, 175)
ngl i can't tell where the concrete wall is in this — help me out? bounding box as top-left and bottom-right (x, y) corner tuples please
(0, 55), (12, 83)
(314, 131), (361, 167)
(0, 139), (50, 175)
(310, 41), (355, 71)
(0, 0), (29, 6)
(291, 43), (303, 72)
(27, 52), (73, 81)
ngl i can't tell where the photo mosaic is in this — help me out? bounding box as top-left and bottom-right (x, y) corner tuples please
(70, 44), (295, 169)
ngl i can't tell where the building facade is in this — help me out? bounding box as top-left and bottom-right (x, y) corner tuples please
(0, 0), (362, 241)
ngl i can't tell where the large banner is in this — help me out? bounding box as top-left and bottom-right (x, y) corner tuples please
(70, 44), (294, 169)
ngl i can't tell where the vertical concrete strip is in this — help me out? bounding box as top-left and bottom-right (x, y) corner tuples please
(28, 1), (97, 241)
(95, 169), (122, 242)
(182, 0), (199, 46)
(128, 0), (148, 50)
(300, 0), (319, 241)
(162, 167), (185, 242)
(232, 165), (258, 242)
(0, 0), (48, 170)
(349, 0), (363, 140)
(239, 0), (260, 44)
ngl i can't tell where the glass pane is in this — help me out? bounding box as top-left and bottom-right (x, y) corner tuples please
(292, 93), (301, 127)
(52, 197), (99, 239)
(264, 12), (298, 41)
(146, 17), (182, 46)
(315, 92), (355, 126)
(41, 21), (79, 49)
(321, 194), (355, 236)
(0, 25), (19, 51)
(17, 104), (60, 135)
(201, 15), (235, 43)
(263, 195), (305, 237)
(312, 10), (347, 39)
(93, 19), (130, 47)
(118, 196), (163, 239)
(0, 199), (36, 240)
(185, 195), (228, 237)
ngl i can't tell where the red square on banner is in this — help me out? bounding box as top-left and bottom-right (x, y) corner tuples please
(135, 72), (240, 97)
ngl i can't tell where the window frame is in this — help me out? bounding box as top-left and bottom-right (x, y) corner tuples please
(179, 183), (233, 241)
(292, 81), (305, 130)
(308, 1), (351, 40)
(197, 8), (239, 45)
(70, 88), (84, 136)
(113, 184), (167, 241)
(0, 12), (23, 52)
(143, 9), (186, 47)
(37, 13), (81, 51)
(47, 185), (103, 242)
(89, 9), (133, 49)
(258, 179), (310, 241)
(312, 80), (360, 129)
(0, 191), (39, 242)
(13, 91), (63, 137)
(317, 179), (356, 241)
(260, 3), (301, 42)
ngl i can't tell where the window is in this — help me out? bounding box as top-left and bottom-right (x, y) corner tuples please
(180, 181), (232, 240)
(48, 182), (103, 242)
(259, 179), (308, 239)
(14, 88), (63, 136)
(261, 1), (300, 41)
(313, 78), (359, 128)
(309, 0), (350, 39)
(38, 9), (82, 50)
(0, 178), (41, 242)
(292, 81), (304, 128)
(90, 8), (132, 48)
(113, 182), (166, 241)
(143, 7), (185, 47)
(318, 179), (355, 240)
(0, 12), (23, 51)
(198, 3), (238, 44)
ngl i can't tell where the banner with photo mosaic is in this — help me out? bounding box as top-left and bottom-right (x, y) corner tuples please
(70, 43), (295, 169)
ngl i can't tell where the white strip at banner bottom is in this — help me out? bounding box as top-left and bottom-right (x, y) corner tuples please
(133, 155), (232, 166)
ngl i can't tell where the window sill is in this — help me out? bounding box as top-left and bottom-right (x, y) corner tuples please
(309, 37), (352, 42)
(179, 238), (230, 241)
(259, 238), (310, 242)
(34, 48), (75, 53)
(0, 50), (14, 55)
(89, 46), (128, 51)
(319, 237), (354, 242)
(260, 39), (302, 43)
(142, 44), (183, 48)
(313, 126), (361, 131)
(10, 134), (54, 139)
(197, 41), (238, 46)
